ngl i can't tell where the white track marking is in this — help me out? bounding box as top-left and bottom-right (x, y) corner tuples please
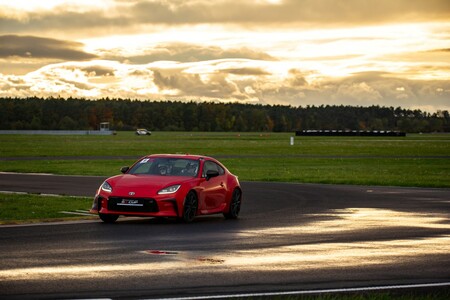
(150, 282), (450, 300)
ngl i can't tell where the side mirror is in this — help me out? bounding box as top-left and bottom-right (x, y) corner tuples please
(120, 166), (130, 174)
(205, 170), (219, 181)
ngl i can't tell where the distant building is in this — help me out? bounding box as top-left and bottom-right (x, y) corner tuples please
(100, 122), (110, 131)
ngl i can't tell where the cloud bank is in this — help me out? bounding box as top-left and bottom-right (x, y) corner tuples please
(1, 0), (449, 35)
(1, 59), (448, 112)
(0, 35), (96, 60)
(0, 0), (449, 111)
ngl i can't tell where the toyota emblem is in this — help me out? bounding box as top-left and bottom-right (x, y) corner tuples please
(128, 192), (135, 196)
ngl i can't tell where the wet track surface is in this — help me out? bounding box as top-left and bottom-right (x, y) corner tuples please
(0, 173), (449, 299)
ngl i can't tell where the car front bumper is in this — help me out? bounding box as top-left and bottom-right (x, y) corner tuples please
(90, 194), (179, 217)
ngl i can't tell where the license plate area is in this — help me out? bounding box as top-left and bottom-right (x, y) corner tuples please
(118, 199), (143, 207)
(108, 197), (158, 212)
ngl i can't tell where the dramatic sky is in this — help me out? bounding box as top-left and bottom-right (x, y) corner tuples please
(1, 0), (449, 111)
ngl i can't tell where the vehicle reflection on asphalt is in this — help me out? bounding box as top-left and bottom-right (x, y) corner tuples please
(1, 208), (449, 281)
(240, 207), (450, 234)
(231, 207), (450, 270)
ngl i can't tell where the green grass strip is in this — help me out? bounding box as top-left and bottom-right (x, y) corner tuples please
(0, 132), (449, 187)
(0, 193), (94, 224)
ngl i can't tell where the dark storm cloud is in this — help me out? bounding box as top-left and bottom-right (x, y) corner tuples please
(104, 43), (276, 64)
(2, 0), (449, 34)
(0, 9), (129, 34)
(429, 48), (450, 52)
(80, 65), (116, 76)
(220, 68), (271, 76)
(128, 0), (450, 25)
(0, 35), (97, 60)
(286, 69), (308, 87)
(243, 69), (450, 110)
(152, 69), (241, 98)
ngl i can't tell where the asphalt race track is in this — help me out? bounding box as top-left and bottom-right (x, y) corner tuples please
(0, 173), (449, 299)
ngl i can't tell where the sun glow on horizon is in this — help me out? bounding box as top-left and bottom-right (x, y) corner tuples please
(1, 0), (449, 111)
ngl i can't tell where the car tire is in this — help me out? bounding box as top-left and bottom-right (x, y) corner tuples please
(99, 213), (119, 223)
(224, 188), (241, 219)
(181, 191), (198, 223)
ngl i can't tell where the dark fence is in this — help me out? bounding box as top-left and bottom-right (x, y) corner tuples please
(295, 130), (406, 137)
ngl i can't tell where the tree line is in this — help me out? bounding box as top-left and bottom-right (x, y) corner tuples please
(1, 97), (449, 133)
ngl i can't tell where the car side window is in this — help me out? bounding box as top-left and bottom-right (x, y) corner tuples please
(202, 161), (225, 177)
(217, 164), (225, 175)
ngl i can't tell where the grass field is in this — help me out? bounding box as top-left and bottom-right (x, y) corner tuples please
(0, 193), (93, 224)
(1, 132), (448, 296)
(0, 131), (449, 187)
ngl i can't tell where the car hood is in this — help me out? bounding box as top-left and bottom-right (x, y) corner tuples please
(107, 174), (192, 197)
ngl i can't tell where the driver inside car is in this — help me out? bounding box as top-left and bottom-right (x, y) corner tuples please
(182, 162), (198, 176)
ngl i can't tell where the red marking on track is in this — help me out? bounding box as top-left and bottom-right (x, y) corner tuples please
(145, 250), (178, 255)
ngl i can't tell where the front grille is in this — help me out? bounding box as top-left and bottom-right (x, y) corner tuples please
(108, 197), (159, 213)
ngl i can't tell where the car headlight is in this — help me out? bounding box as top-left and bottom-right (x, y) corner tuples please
(101, 181), (112, 193)
(158, 184), (181, 195)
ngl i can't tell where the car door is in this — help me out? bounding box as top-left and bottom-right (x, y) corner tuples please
(200, 160), (227, 211)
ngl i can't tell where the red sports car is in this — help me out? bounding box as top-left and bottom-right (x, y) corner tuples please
(90, 154), (242, 223)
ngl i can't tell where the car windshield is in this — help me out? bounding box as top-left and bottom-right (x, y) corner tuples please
(128, 157), (200, 177)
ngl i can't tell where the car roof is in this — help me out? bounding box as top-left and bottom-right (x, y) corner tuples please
(144, 154), (211, 160)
